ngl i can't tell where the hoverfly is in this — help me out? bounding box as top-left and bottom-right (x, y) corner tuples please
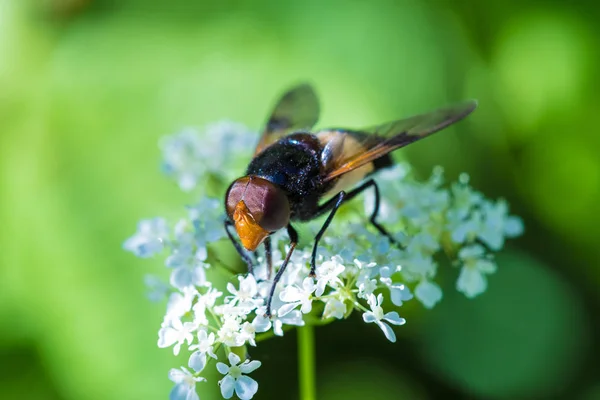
(224, 84), (477, 316)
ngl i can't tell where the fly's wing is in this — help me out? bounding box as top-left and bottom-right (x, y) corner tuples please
(254, 83), (320, 155)
(321, 100), (478, 181)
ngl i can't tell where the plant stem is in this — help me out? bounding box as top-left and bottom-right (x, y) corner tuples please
(297, 324), (317, 400)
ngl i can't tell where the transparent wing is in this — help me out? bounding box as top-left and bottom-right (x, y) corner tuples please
(254, 83), (320, 155)
(322, 100), (478, 181)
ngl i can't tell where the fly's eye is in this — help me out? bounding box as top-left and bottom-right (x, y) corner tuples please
(243, 178), (290, 231)
(225, 178), (249, 218)
(257, 186), (290, 231)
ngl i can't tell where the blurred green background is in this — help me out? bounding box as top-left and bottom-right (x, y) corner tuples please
(1, 0), (599, 399)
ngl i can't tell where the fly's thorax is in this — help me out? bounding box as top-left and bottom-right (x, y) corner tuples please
(246, 133), (324, 198)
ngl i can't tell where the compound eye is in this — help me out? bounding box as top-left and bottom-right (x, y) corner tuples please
(242, 178), (290, 232)
(258, 185), (290, 231)
(225, 178), (250, 218)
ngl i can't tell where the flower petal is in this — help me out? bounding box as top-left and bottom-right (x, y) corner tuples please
(235, 375), (259, 400)
(414, 280), (442, 309)
(315, 280), (326, 297)
(279, 286), (302, 302)
(170, 267), (193, 290)
(362, 311), (377, 323)
(216, 362), (229, 375)
(185, 386), (200, 400)
(366, 293), (377, 309)
(227, 282), (237, 295)
(168, 368), (185, 384)
(278, 302), (299, 317)
(302, 277), (315, 292)
(376, 320), (396, 343)
(188, 351), (207, 373)
(505, 216), (524, 237)
(219, 375), (236, 399)
(390, 284), (413, 307)
(191, 266), (206, 287)
(158, 327), (178, 348)
(383, 311), (406, 326)
(456, 266), (487, 298)
(477, 259), (497, 274)
(300, 299), (313, 314)
(252, 315), (271, 333)
(228, 352), (241, 366)
(273, 319), (284, 336)
(169, 383), (189, 400)
(239, 360), (261, 374)
(279, 310), (305, 327)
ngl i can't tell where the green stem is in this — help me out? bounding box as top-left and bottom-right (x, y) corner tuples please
(297, 324), (317, 400)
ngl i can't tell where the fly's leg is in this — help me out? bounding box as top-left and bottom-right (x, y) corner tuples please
(309, 179), (398, 276)
(265, 224), (298, 318)
(309, 191), (346, 277)
(264, 236), (273, 280)
(224, 220), (256, 274)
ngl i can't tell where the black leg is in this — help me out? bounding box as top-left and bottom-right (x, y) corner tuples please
(265, 224), (298, 318)
(264, 236), (273, 280)
(224, 220), (255, 274)
(350, 179), (398, 245)
(309, 191), (346, 277)
(309, 179), (399, 276)
(319, 179), (398, 244)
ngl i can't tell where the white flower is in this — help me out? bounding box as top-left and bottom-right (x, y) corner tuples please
(217, 316), (245, 347)
(165, 286), (198, 323)
(239, 321), (257, 347)
(123, 218), (168, 257)
(192, 303), (208, 327)
(353, 258), (377, 271)
(456, 245), (497, 298)
(203, 121), (256, 178)
(278, 278), (316, 316)
(253, 303), (305, 336)
(158, 319), (196, 356)
(188, 330), (218, 372)
(188, 198), (226, 246)
(168, 367), (205, 400)
(251, 314), (271, 334)
(197, 287), (222, 309)
(401, 252), (437, 283)
(362, 293), (405, 342)
(450, 209), (482, 244)
(389, 284), (413, 307)
(273, 310), (305, 335)
(160, 123), (254, 192)
(160, 127), (205, 191)
(406, 232), (440, 255)
(414, 279), (442, 309)
(450, 179), (482, 215)
(217, 352), (261, 400)
(315, 256), (345, 296)
(213, 303), (253, 319)
(193, 288), (223, 326)
(356, 277), (377, 299)
(323, 298), (347, 319)
(479, 200), (524, 250)
(226, 275), (263, 310)
(166, 221), (209, 290)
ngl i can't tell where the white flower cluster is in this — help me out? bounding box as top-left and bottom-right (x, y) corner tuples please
(159, 121), (255, 192)
(123, 121), (523, 399)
